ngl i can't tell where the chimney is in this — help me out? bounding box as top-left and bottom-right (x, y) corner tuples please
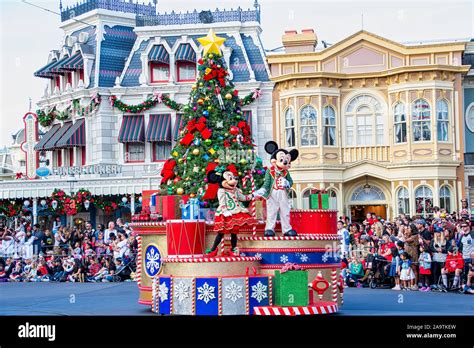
(282, 28), (318, 53)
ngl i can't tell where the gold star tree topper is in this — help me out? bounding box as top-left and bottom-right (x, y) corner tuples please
(198, 29), (226, 55)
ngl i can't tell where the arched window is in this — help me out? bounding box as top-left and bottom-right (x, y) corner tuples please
(412, 99), (431, 142)
(393, 102), (407, 143)
(439, 185), (451, 211)
(466, 103), (474, 132)
(285, 107), (295, 147)
(300, 105), (318, 146)
(323, 106), (336, 146)
(437, 100), (449, 142)
(351, 185), (386, 201)
(415, 185), (433, 216)
(327, 188), (337, 210)
(345, 94), (384, 146)
(289, 189), (297, 209)
(396, 187), (410, 215)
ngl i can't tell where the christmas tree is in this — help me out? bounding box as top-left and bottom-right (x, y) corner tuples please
(160, 29), (265, 204)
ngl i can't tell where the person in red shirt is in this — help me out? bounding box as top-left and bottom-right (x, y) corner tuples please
(441, 246), (464, 291)
(379, 233), (395, 262)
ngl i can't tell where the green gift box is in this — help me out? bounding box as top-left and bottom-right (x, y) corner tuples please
(310, 193), (329, 210)
(273, 270), (309, 307)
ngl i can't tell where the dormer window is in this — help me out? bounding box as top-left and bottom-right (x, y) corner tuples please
(148, 45), (170, 83)
(175, 43), (196, 82)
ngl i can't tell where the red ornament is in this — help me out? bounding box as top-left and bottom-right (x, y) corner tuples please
(229, 126), (240, 135)
(233, 89), (239, 96)
(198, 58), (204, 65)
(173, 177), (181, 184)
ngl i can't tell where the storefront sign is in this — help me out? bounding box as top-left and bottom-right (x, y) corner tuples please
(51, 164), (123, 176)
(20, 113), (39, 179)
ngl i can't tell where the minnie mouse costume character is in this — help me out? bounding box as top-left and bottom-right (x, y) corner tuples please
(204, 164), (256, 257)
(254, 141), (298, 237)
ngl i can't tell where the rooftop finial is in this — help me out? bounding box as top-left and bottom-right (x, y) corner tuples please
(59, 0), (63, 10)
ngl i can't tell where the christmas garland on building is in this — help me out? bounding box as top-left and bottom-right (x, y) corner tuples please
(109, 93), (183, 113)
(37, 94), (101, 127)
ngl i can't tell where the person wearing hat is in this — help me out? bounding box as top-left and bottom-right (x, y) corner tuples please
(440, 245), (464, 291)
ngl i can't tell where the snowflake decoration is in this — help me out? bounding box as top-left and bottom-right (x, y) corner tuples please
(240, 252), (246, 257)
(197, 282), (216, 304)
(158, 282), (169, 303)
(224, 281), (243, 303)
(251, 281), (268, 303)
(174, 281), (190, 303)
(216, 120), (224, 128)
(299, 253), (309, 263)
(322, 252), (329, 262)
(145, 246), (161, 276)
(254, 252), (262, 259)
(280, 254), (289, 263)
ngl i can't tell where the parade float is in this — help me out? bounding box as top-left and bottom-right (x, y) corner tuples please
(129, 30), (343, 316)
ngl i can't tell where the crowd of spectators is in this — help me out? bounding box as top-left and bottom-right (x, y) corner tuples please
(0, 218), (138, 283)
(338, 208), (473, 294)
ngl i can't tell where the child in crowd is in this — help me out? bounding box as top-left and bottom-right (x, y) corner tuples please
(399, 252), (415, 290)
(418, 244), (432, 292)
(441, 246), (464, 291)
(346, 256), (365, 287)
(390, 247), (401, 290)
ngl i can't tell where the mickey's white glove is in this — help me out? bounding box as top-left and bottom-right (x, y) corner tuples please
(223, 210), (232, 217)
(253, 188), (266, 198)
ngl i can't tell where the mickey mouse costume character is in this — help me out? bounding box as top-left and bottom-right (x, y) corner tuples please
(254, 141), (298, 237)
(204, 164), (256, 257)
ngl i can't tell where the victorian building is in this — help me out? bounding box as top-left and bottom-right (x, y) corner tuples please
(0, 0), (272, 225)
(267, 29), (469, 220)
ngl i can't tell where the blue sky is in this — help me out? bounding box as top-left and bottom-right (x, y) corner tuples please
(0, 0), (472, 147)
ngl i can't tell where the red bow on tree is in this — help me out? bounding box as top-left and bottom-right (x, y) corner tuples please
(203, 64), (227, 87)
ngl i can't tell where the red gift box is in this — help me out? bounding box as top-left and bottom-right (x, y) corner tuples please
(161, 195), (189, 220)
(290, 210), (337, 234)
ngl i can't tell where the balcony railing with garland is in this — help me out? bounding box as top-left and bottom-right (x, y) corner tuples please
(60, 0), (157, 22)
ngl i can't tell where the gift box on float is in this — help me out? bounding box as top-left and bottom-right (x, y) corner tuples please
(141, 190), (160, 210)
(181, 198), (200, 220)
(161, 195), (189, 220)
(273, 268), (309, 307)
(166, 220), (206, 258)
(310, 191), (329, 210)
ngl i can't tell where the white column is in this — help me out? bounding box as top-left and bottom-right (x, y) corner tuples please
(338, 182), (344, 216)
(434, 179), (440, 208)
(408, 180), (415, 217)
(131, 193), (136, 215)
(433, 89), (439, 160)
(32, 198), (38, 225)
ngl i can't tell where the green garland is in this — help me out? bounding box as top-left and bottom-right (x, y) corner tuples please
(109, 93), (183, 113)
(37, 94), (101, 126)
(37, 109), (56, 127)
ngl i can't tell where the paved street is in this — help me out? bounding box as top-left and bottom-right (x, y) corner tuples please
(0, 282), (472, 316)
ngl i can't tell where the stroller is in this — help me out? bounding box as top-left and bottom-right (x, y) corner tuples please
(111, 253), (136, 282)
(367, 254), (394, 289)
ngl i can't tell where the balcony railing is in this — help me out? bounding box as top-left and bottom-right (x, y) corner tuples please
(136, 6), (261, 26)
(60, 0), (156, 22)
(60, 0), (261, 25)
(342, 146), (391, 163)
